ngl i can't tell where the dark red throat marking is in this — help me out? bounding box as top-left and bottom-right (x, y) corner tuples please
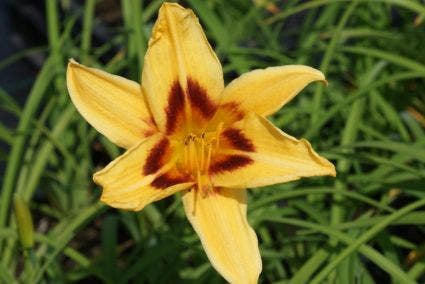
(222, 128), (255, 152)
(151, 173), (188, 189)
(209, 155), (253, 174)
(187, 77), (217, 119)
(165, 80), (185, 134)
(143, 138), (169, 175)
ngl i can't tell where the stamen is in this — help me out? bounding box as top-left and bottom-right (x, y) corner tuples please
(196, 170), (202, 195)
(193, 149), (203, 215)
(194, 148), (202, 186)
(205, 144), (212, 173)
(181, 126), (221, 199)
(188, 138), (193, 172)
(192, 140), (205, 193)
(200, 136), (205, 171)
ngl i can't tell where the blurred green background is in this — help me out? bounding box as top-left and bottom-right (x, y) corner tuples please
(0, 0), (424, 283)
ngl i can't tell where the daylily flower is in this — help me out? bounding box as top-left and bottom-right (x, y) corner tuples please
(66, 2), (335, 283)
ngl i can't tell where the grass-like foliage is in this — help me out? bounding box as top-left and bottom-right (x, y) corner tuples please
(1, 0), (425, 283)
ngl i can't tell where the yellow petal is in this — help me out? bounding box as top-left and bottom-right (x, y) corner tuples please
(67, 59), (157, 149)
(94, 133), (194, 211)
(182, 187), (261, 284)
(142, 3), (224, 135)
(210, 113), (336, 188)
(220, 65), (326, 116)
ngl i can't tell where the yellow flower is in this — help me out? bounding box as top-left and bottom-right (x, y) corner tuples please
(66, 3), (335, 283)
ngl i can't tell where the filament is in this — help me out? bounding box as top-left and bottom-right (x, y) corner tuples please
(205, 144), (212, 173)
(188, 138), (193, 172)
(200, 138), (204, 171)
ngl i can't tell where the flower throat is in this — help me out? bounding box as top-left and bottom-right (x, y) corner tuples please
(179, 123), (224, 197)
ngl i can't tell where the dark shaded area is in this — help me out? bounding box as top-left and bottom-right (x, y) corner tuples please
(0, 0), (46, 176)
(0, 0), (44, 120)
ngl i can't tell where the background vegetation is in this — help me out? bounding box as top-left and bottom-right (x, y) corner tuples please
(1, 0), (425, 283)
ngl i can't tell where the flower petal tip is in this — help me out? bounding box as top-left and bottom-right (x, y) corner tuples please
(67, 59), (81, 76)
(92, 172), (101, 185)
(299, 138), (336, 178)
(321, 158), (336, 177)
(161, 2), (184, 9)
(329, 163), (337, 177)
(306, 67), (326, 85)
(67, 59), (81, 71)
(158, 1), (194, 21)
(312, 69), (327, 85)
